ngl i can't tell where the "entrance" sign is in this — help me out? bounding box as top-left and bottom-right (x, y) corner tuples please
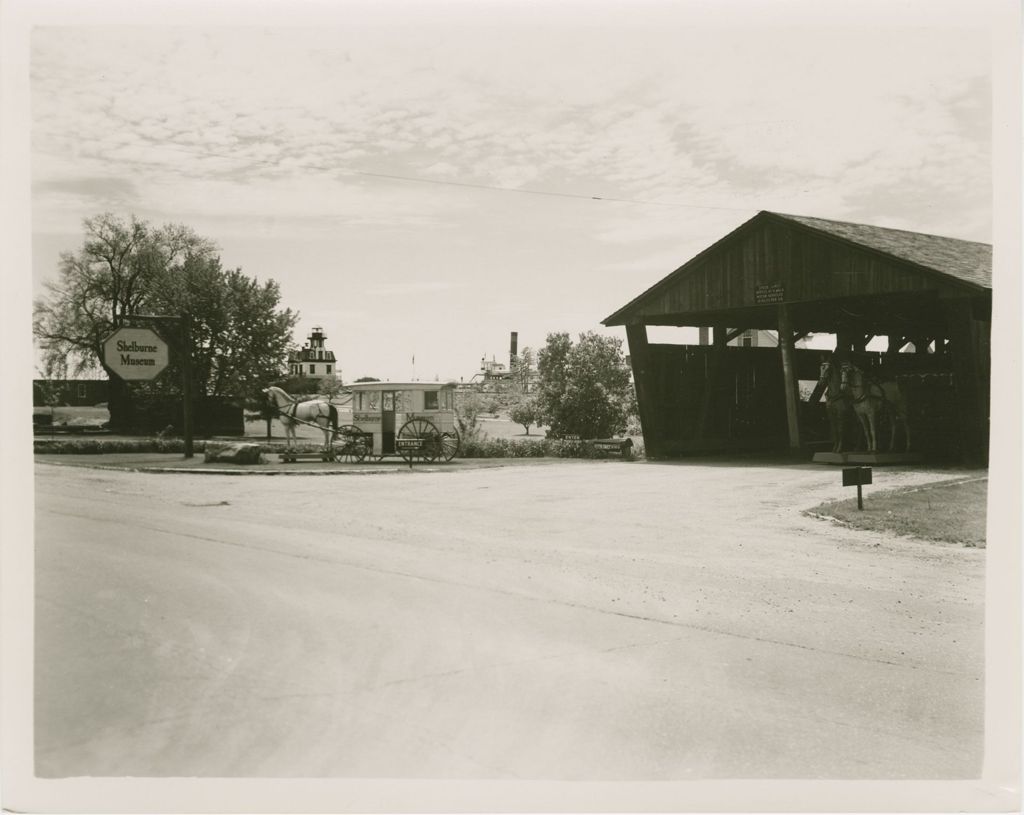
(103, 327), (170, 381)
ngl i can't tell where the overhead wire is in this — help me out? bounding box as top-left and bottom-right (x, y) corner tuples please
(81, 138), (758, 213)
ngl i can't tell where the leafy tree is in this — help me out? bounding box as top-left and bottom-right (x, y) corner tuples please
(354, 376), (381, 383)
(34, 214), (218, 374)
(33, 214), (218, 429)
(508, 394), (539, 435)
(140, 263), (296, 400)
(35, 358), (68, 433)
(536, 331), (634, 438)
(511, 346), (535, 391)
(537, 332), (571, 409)
(272, 375), (322, 395)
(317, 374), (345, 398)
(33, 213), (298, 431)
(454, 389), (486, 442)
(36, 357), (68, 407)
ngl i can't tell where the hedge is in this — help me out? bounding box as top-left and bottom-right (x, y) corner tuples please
(34, 438), (211, 455)
(34, 436), (643, 460)
(458, 437), (640, 459)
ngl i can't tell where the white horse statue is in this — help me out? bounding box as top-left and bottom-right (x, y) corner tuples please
(839, 363), (910, 453)
(262, 386), (339, 452)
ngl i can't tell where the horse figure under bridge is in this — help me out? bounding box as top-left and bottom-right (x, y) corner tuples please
(816, 359), (853, 453)
(839, 362), (911, 453)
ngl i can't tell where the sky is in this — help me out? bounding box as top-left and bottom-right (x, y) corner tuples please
(24, 0), (1000, 383)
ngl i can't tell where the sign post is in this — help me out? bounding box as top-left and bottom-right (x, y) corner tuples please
(180, 315), (194, 459)
(102, 315), (194, 458)
(842, 466), (873, 510)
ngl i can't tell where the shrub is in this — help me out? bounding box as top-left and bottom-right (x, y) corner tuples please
(35, 438), (210, 455)
(455, 437), (637, 460)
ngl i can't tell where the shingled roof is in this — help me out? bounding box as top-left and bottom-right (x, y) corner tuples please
(772, 212), (992, 289)
(602, 211), (992, 327)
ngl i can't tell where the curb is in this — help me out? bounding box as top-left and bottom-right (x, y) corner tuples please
(34, 458), (441, 476)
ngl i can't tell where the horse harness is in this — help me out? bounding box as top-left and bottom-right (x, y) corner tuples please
(268, 398), (300, 423)
(271, 395), (331, 426)
(268, 393), (310, 424)
(820, 362), (851, 407)
(840, 363), (889, 406)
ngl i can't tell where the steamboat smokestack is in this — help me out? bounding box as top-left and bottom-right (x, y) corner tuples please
(510, 331), (518, 367)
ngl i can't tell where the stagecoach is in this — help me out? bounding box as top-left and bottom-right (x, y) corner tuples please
(335, 381), (461, 464)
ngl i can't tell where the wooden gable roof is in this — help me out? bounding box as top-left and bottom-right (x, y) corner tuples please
(775, 214), (991, 288)
(603, 211), (992, 326)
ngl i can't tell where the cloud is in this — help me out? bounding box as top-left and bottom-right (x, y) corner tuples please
(30, 20), (992, 250)
(364, 281), (464, 297)
(34, 176), (138, 200)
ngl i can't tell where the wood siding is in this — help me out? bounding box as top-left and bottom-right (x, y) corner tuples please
(632, 344), (965, 459)
(626, 220), (970, 321)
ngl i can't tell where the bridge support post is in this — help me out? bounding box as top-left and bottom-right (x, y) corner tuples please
(777, 303), (801, 451)
(625, 323), (659, 457)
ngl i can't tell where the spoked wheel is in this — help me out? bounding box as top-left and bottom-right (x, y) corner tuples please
(397, 418), (441, 464)
(438, 430), (460, 462)
(335, 425), (369, 463)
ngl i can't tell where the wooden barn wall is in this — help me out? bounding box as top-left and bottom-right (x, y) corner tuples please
(639, 345), (813, 454)
(637, 344), (968, 459)
(631, 222), (968, 319)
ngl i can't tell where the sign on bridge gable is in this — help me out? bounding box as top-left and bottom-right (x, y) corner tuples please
(754, 282), (785, 305)
(103, 327), (170, 381)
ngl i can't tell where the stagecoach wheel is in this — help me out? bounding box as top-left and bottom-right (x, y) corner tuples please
(438, 430), (460, 462)
(335, 425), (368, 464)
(397, 418), (441, 464)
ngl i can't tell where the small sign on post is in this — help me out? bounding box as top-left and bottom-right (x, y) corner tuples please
(842, 466), (873, 510)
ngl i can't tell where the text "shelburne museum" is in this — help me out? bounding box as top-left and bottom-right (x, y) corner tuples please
(117, 339), (161, 365)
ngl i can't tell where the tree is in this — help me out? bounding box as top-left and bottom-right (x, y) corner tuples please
(141, 263), (297, 400)
(35, 357), (68, 432)
(508, 394), (539, 435)
(317, 374), (345, 398)
(354, 376), (380, 383)
(454, 389), (486, 442)
(536, 331), (634, 438)
(33, 213), (298, 431)
(34, 214), (217, 375)
(511, 346), (535, 391)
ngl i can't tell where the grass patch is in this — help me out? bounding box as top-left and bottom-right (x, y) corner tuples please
(806, 477), (987, 547)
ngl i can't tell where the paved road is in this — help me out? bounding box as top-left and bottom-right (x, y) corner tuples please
(34, 459), (985, 779)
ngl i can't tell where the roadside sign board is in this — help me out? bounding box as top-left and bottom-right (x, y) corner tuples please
(842, 466), (873, 487)
(102, 327), (170, 381)
(842, 466), (872, 510)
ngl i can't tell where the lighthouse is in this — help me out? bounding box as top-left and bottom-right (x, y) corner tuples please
(287, 327), (338, 379)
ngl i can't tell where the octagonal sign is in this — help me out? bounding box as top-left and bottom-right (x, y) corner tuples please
(103, 327), (170, 380)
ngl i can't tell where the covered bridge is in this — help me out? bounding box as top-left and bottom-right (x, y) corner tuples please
(603, 211), (992, 463)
